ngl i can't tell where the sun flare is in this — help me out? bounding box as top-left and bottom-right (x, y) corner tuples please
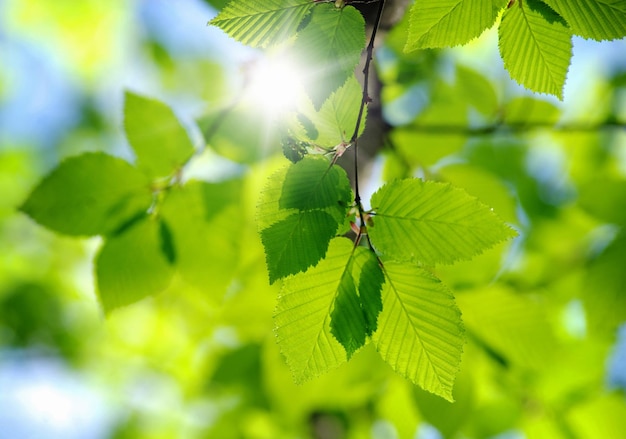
(245, 55), (305, 117)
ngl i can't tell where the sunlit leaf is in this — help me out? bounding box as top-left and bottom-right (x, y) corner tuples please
(374, 262), (464, 401)
(124, 91), (195, 178)
(292, 3), (366, 108)
(96, 218), (175, 313)
(543, 0), (626, 41)
(369, 179), (517, 265)
(209, 0), (314, 48)
(274, 238), (354, 382)
(498, 0), (572, 98)
(261, 210), (338, 283)
(20, 152), (152, 237)
(405, 0), (507, 50)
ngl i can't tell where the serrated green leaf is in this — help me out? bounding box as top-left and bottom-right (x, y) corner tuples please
(542, 0), (626, 41)
(124, 91), (195, 178)
(160, 179), (244, 293)
(209, 0), (314, 48)
(330, 247), (384, 358)
(498, 0), (572, 98)
(292, 4), (366, 108)
(280, 156), (352, 211)
(96, 218), (174, 313)
(374, 262), (464, 401)
(20, 152), (152, 237)
(405, 0), (507, 50)
(261, 210), (338, 283)
(275, 238), (354, 382)
(369, 179), (516, 265)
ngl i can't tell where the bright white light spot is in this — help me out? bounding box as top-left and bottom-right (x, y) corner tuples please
(245, 55), (305, 117)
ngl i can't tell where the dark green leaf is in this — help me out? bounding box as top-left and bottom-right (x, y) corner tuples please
(261, 210), (338, 283)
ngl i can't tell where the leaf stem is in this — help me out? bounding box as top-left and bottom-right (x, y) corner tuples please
(351, 0), (385, 246)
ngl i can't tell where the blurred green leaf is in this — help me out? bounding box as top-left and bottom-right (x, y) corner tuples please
(96, 218), (175, 313)
(124, 91), (195, 178)
(20, 152), (152, 237)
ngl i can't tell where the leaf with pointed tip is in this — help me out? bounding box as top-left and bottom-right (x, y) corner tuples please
(405, 0), (507, 50)
(369, 179), (516, 265)
(20, 152), (152, 237)
(261, 210), (338, 284)
(542, 0), (626, 41)
(330, 247), (384, 358)
(209, 0), (314, 48)
(124, 91), (195, 178)
(498, 0), (572, 98)
(96, 218), (175, 313)
(275, 238), (354, 382)
(374, 262), (464, 402)
(292, 4), (366, 108)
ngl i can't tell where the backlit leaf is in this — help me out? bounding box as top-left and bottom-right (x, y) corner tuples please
(292, 4), (366, 108)
(369, 179), (516, 265)
(124, 91), (195, 178)
(542, 0), (626, 41)
(20, 152), (152, 237)
(275, 238), (354, 382)
(498, 0), (572, 98)
(209, 0), (314, 48)
(96, 218), (175, 313)
(405, 0), (507, 50)
(374, 262), (464, 401)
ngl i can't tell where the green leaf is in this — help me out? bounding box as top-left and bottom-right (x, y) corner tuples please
(374, 262), (464, 401)
(124, 91), (195, 178)
(274, 238), (354, 382)
(20, 152), (152, 237)
(369, 179), (516, 265)
(96, 218), (175, 313)
(405, 0), (507, 50)
(330, 247), (384, 358)
(542, 0), (626, 41)
(209, 0), (314, 48)
(261, 210), (339, 283)
(298, 75), (367, 147)
(160, 179), (244, 293)
(498, 0), (572, 98)
(292, 4), (366, 108)
(280, 156), (352, 212)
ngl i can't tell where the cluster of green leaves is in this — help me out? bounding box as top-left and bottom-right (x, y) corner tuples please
(210, 0), (520, 400)
(406, 0), (626, 98)
(20, 92), (244, 314)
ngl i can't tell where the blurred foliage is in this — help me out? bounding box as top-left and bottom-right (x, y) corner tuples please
(1, 0), (626, 438)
